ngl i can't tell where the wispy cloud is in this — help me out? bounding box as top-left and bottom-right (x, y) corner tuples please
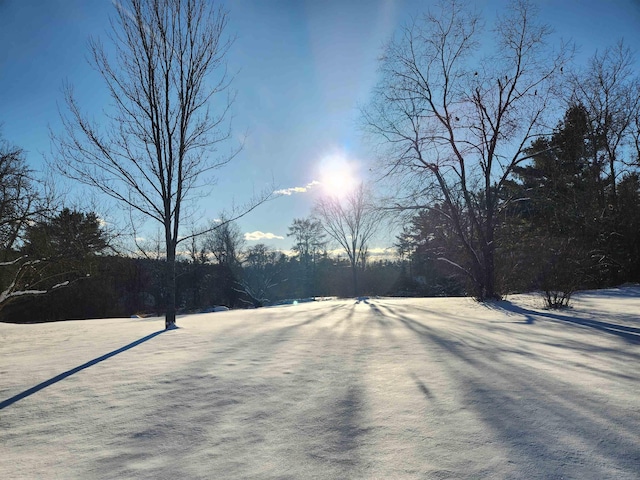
(244, 231), (285, 241)
(274, 180), (320, 196)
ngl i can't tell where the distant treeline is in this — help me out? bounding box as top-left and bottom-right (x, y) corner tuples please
(0, 251), (425, 323)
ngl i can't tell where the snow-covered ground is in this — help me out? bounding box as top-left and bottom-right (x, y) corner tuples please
(1, 286), (639, 479)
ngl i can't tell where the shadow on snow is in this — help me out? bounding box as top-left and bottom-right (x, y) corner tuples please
(372, 301), (640, 477)
(0, 330), (165, 410)
(492, 301), (640, 344)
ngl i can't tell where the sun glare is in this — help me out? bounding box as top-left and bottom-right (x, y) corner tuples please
(318, 153), (358, 198)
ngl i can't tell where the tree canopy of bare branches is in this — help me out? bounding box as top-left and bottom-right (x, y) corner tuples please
(53, 0), (243, 328)
(364, 0), (570, 299)
(0, 135), (62, 308)
(203, 216), (244, 269)
(287, 217), (326, 298)
(287, 218), (326, 265)
(1, 148), (33, 256)
(314, 183), (383, 297)
(570, 40), (640, 207)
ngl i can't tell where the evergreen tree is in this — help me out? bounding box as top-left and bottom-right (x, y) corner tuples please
(505, 104), (636, 306)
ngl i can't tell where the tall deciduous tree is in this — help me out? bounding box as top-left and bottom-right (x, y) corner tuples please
(0, 138), (45, 259)
(53, 0), (243, 328)
(287, 217), (326, 297)
(314, 183), (383, 297)
(0, 136), (58, 308)
(364, 0), (569, 299)
(570, 40), (640, 208)
(204, 216), (244, 269)
(288, 218), (326, 264)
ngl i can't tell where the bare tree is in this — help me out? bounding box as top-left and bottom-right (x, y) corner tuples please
(288, 217), (326, 264)
(314, 183), (383, 297)
(203, 216), (244, 269)
(570, 40), (640, 208)
(0, 155), (32, 260)
(52, 0), (263, 328)
(287, 217), (326, 297)
(0, 136), (61, 308)
(363, 0), (569, 299)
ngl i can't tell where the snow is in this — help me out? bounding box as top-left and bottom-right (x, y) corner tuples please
(51, 280), (71, 289)
(1, 286), (639, 479)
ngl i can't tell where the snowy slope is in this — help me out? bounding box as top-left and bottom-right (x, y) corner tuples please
(1, 287), (639, 479)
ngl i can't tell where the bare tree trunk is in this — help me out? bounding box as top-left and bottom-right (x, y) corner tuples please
(352, 263), (358, 297)
(481, 232), (497, 300)
(165, 242), (177, 329)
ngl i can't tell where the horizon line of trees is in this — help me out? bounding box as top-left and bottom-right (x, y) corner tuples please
(0, 205), (420, 323)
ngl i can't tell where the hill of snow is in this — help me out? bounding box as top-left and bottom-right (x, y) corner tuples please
(1, 287), (639, 479)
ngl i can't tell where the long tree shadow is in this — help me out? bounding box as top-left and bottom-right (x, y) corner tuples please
(0, 330), (165, 410)
(388, 309), (640, 476)
(90, 302), (374, 478)
(497, 301), (640, 344)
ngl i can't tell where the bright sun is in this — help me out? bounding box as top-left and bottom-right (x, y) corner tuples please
(318, 153), (358, 197)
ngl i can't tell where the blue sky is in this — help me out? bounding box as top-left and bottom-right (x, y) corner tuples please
(1, 0), (639, 253)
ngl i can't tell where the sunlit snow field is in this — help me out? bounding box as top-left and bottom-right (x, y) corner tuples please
(1, 287), (639, 479)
